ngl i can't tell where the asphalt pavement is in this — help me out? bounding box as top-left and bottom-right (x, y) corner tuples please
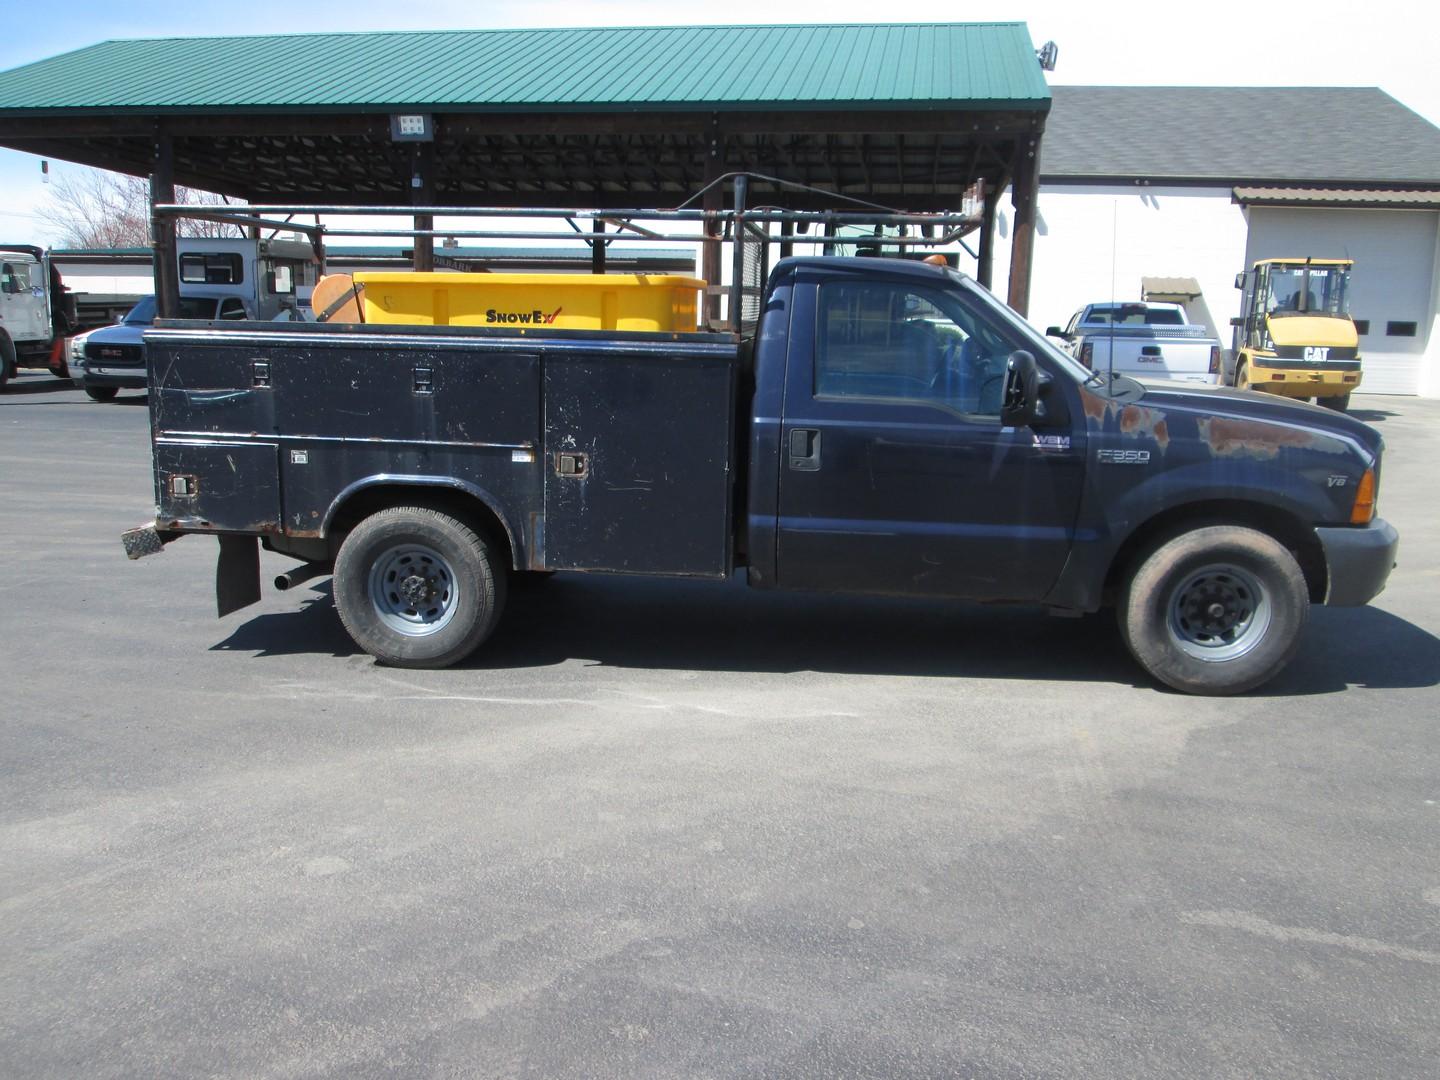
(2, 371), (1438, 1078)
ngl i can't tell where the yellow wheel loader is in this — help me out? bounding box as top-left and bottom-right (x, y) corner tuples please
(1228, 258), (1361, 411)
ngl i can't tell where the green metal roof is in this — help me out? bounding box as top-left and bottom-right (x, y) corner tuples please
(0, 23), (1049, 114)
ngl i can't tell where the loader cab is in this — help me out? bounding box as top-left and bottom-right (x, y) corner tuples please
(1236, 258), (1354, 352)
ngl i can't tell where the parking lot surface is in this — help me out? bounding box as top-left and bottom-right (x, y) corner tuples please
(2, 373), (1438, 1078)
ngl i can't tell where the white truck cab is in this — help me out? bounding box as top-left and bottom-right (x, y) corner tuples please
(0, 245), (71, 388)
(176, 236), (317, 320)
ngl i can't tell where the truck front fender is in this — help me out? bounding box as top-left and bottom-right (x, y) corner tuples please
(1046, 463), (1339, 612)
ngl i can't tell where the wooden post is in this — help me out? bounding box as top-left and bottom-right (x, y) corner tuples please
(702, 114), (724, 328)
(1006, 135), (1041, 317)
(149, 131), (179, 319)
(313, 214), (327, 278)
(412, 142), (435, 273)
(729, 173), (749, 331)
(977, 183), (1001, 291)
(591, 218), (606, 275)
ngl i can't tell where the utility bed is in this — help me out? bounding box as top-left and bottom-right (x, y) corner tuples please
(146, 320), (740, 579)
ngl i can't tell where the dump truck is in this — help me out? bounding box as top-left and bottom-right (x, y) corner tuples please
(123, 251), (1398, 696)
(1227, 258), (1361, 410)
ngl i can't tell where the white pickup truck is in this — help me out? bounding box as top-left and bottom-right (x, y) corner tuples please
(1046, 302), (1221, 385)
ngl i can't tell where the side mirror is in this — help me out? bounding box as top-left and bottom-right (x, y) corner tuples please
(1229, 316), (1244, 328)
(1234, 273), (1246, 290)
(1044, 326), (1066, 338)
(1001, 350), (1041, 428)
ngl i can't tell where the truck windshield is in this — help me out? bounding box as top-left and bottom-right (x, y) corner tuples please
(948, 271), (1095, 386)
(1266, 265), (1351, 317)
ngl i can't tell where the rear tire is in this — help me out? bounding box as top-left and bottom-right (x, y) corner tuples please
(1234, 360), (1250, 390)
(333, 506), (507, 668)
(1320, 393), (1351, 412)
(85, 386), (119, 402)
(1119, 526), (1308, 695)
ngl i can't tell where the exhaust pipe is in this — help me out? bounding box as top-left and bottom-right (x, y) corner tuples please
(274, 562), (327, 591)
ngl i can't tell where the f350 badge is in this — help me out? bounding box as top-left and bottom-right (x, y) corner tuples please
(1098, 449), (1151, 464)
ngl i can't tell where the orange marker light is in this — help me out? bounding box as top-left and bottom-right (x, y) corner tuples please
(1350, 468), (1377, 525)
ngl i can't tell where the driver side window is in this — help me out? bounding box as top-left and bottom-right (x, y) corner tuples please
(814, 280), (1012, 418)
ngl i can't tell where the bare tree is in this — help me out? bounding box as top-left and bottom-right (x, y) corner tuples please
(38, 168), (243, 248)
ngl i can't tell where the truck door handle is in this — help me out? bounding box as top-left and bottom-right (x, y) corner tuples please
(788, 427), (821, 471)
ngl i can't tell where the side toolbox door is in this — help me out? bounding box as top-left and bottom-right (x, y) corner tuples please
(775, 274), (1085, 602)
(542, 346), (736, 576)
(154, 440), (281, 533)
(148, 331), (283, 533)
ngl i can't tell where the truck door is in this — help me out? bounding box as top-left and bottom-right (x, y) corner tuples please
(1, 259), (43, 344)
(775, 274), (1084, 602)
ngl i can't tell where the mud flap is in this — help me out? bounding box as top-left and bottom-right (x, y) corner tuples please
(216, 535), (261, 618)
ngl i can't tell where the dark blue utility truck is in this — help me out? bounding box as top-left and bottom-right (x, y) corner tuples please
(125, 256), (1398, 695)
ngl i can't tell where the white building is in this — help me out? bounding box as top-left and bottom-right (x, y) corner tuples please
(987, 87), (1440, 396)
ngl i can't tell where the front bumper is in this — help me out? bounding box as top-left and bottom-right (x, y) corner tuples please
(1250, 363), (1361, 398)
(1317, 517), (1399, 606)
(82, 367), (148, 389)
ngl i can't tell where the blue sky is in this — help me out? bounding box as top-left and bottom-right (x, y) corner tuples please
(4, 0), (1438, 244)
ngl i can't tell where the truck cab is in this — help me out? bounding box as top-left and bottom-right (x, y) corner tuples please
(0, 244), (73, 387)
(175, 236), (317, 320)
(1229, 258), (1361, 410)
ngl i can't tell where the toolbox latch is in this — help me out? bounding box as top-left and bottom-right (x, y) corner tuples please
(413, 366), (434, 394)
(555, 451), (589, 478)
(251, 360), (271, 388)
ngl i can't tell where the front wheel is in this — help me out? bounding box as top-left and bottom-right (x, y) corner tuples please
(333, 506), (507, 668)
(1119, 526), (1309, 695)
(0, 336), (14, 390)
(85, 386), (119, 402)
(1234, 361), (1251, 391)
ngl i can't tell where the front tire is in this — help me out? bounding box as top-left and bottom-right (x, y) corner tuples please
(1119, 526), (1309, 695)
(85, 386), (119, 402)
(1234, 361), (1251, 391)
(333, 506), (507, 668)
(0, 336), (14, 391)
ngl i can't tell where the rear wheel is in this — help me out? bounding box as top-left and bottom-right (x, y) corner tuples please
(1119, 525), (1309, 695)
(1234, 360), (1250, 390)
(1320, 392), (1352, 412)
(333, 506), (507, 668)
(85, 386), (119, 402)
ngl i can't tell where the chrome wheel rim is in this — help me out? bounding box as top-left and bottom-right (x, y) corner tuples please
(1167, 563), (1271, 662)
(368, 543), (459, 637)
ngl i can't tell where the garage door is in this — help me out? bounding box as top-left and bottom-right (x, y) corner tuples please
(1245, 208), (1437, 395)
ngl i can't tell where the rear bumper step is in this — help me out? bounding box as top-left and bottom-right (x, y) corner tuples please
(121, 523), (180, 560)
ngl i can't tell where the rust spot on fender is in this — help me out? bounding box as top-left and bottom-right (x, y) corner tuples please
(1199, 416), (1329, 459)
(1118, 406), (1171, 450)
